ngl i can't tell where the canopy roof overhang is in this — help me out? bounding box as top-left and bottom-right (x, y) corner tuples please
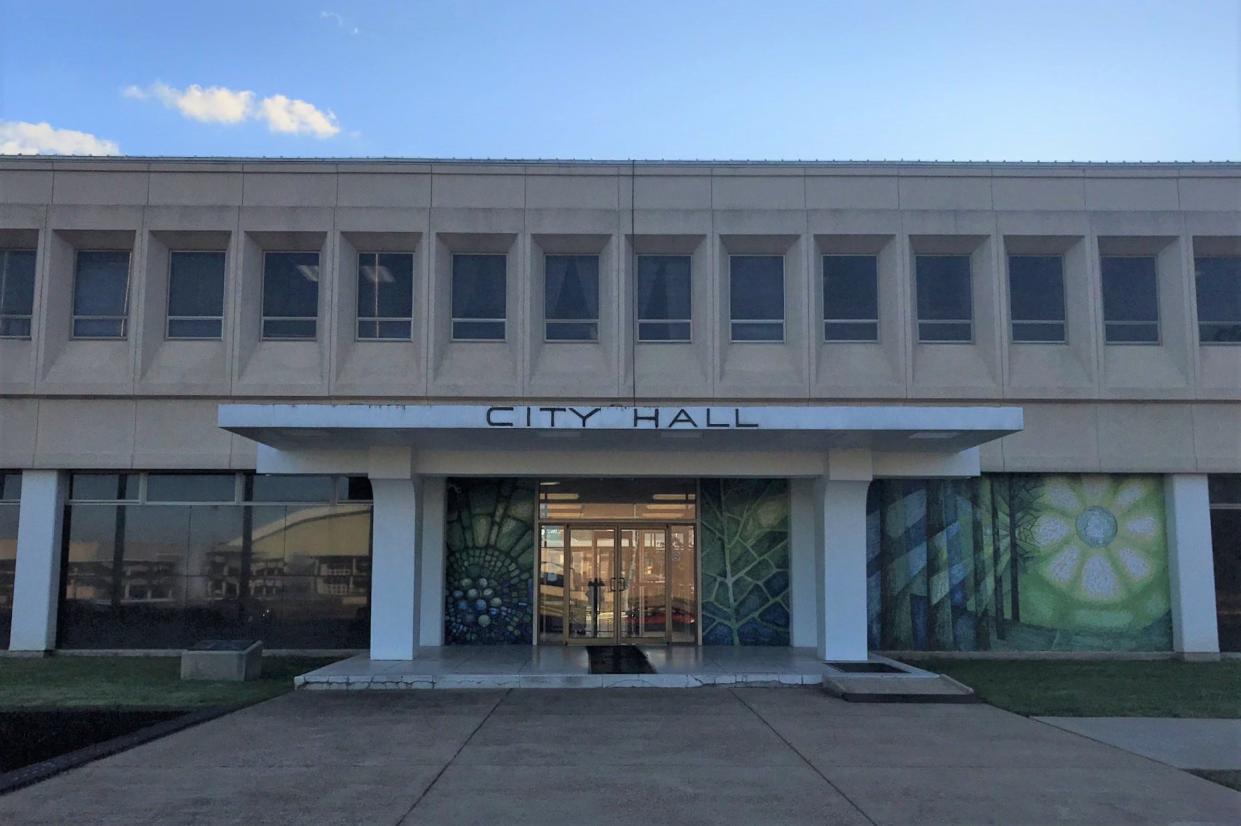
(219, 403), (1023, 455)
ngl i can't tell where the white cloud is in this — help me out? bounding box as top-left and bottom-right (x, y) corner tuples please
(124, 82), (342, 139)
(0, 121), (120, 155)
(259, 94), (340, 138)
(320, 10), (359, 34)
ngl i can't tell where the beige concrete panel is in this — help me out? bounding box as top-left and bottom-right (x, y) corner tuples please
(237, 206), (333, 232)
(34, 398), (136, 467)
(431, 173), (524, 209)
(0, 170), (53, 203)
(131, 400), (234, 468)
(996, 403), (1100, 472)
(712, 175), (804, 210)
(525, 174), (617, 209)
(427, 207), (525, 235)
(147, 172), (243, 206)
(1096, 402), (1197, 472)
(1085, 177), (1180, 211)
(0, 341), (35, 393)
(805, 176), (898, 210)
(1090, 211), (1184, 238)
(1183, 212), (1241, 236)
(229, 434), (258, 469)
(991, 177), (1086, 211)
(978, 437), (1004, 473)
(52, 171), (148, 205)
(241, 173), (337, 207)
(900, 211), (995, 236)
(0, 206), (45, 233)
(46, 204), (144, 230)
(712, 209), (805, 236)
(0, 399), (37, 467)
(1178, 178), (1241, 211)
(630, 209), (712, 236)
(525, 208), (618, 235)
(1196, 347), (1241, 399)
(143, 205), (238, 230)
(336, 173), (430, 208)
(899, 176), (991, 210)
(631, 176), (711, 210)
(994, 211), (1091, 237)
(805, 210), (902, 236)
(1191, 403), (1241, 472)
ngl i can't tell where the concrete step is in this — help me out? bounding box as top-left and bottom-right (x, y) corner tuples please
(821, 659), (979, 703)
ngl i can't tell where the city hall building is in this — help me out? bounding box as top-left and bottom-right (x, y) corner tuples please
(0, 158), (1237, 673)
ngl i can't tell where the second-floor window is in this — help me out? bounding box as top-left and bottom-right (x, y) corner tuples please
(451, 253), (506, 340)
(544, 255), (599, 341)
(262, 252), (319, 340)
(0, 249), (36, 339)
(73, 250), (131, 339)
(1101, 256), (1159, 344)
(823, 255), (878, 342)
(729, 255), (784, 342)
(637, 255), (691, 342)
(1195, 256), (1241, 344)
(167, 251), (226, 339)
(357, 252), (414, 340)
(916, 255), (972, 342)
(1008, 255), (1066, 343)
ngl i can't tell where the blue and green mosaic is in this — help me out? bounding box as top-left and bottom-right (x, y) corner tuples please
(444, 478), (536, 644)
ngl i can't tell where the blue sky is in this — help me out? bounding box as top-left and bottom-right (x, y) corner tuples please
(1, 0), (1238, 160)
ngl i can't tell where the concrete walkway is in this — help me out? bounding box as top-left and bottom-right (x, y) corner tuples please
(1036, 717), (1241, 770)
(1, 689), (1238, 825)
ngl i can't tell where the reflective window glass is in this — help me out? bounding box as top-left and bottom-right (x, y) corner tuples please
(545, 255), (599, 341)
(248, 474), (335, 503)
(0, 501), (17, 648)
(637, 255), (691, 342)
(0, 250), (36, 339)
(357, 252), (414, 340)
(70, 473), (138, 501)
(337, 476), (374, 502)
(823, 255), (878, 342)
(73, 250), (130, 338)
(729, 255), (784, 341)
(1195, 257), (1241, 344)
(1101, 256), (1159, 344)
(916, 255), (973, 342)
(167, 251), (226, 339)
(0, 472), (20, 501)
(1210, 475), (1241, 505)
(147, 474), (236, 503)
(262, 252), (319, 339)
(451, 254), (506, 340)
(1008, 255), (1066, 343)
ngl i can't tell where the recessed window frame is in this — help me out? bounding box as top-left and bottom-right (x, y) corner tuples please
(71, 249), (132, 341)
(1194, 256), (1241, 346)
(635, 254), (692, 344)
(1007, 253), (1068, 345)
(260, 250), (321, 341)
(356, 250), (415, 342)
(543, 253), (600, 343)
(166, 249), (227, 341)
(0, 248), (37, 340)
(822, 253), (880, 343)
(450, 252), (507, 342)
(1100, 254), (1161, 346)
(914, 253), (974, 344)
(728, 253), (785, 343)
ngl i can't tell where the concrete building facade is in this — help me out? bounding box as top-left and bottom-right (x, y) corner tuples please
(0, 157), (1237, 661)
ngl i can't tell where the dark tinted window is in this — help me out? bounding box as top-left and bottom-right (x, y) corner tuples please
(1196, 257), (1241, 344)
(637, 255), (691, 342)
(147, 473), (236, 503)
(262, 252), (319, 339)
(1101, 256), (1159, 344)
(0, 472), (20, 501)
(1008, 255), (1066, 343)
(69, 473), (138, 501)
(1210, 475), (1241, 505)
(0, 249), (36, 338)
(357, 252), (414, 340)
(73, 250), (130, 338)
(916, 255), (972, 342)
(337, 476), (374, 502)
(729, 255), (783, 341)
(544, 255), (599, 341)
(167, 251), (226, 339)
(451, 254), (506, 340)
(823, 255), (878, 341)
(247, 474), (335, 503)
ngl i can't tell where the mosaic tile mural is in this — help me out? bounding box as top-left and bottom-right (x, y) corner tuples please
(866, 474), (1172, 652)
(700, 478), (790, 645)
(444, 478), (536, 644)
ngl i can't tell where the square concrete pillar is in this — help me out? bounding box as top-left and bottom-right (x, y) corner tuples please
(9, 470), (67, 652)
(1164, 474), (1220, 658)
(369, 466), (420, 661)
(815, 470), (872, 662)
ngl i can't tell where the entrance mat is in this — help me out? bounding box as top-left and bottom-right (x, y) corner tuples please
(586, 646), (656, 675)
(825, 661), (905, 674)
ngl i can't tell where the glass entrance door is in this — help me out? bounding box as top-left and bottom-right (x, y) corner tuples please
(566, 527), (616, 641)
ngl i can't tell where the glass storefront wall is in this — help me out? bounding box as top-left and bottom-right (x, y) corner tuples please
(0, 472), (20, 649)
(59, 472), (372, 649)
(1210, 475), (1241, 652)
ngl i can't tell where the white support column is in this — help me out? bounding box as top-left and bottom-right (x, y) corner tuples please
(368, 448), (420, 660)
(418, 476), (446, 648)
(1164, 474), (1220, 659)
(9, 471), (67, 652)
(815, 450), (873, 662)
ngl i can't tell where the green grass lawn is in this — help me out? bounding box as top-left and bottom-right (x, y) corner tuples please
(916, 658), (1241, 718)
(0, 656), (338, 710)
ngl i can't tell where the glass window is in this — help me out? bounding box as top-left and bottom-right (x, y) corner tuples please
(357, 252), (414, 340)
(729, 255), (784, 342)
(262, 252), (319, 340)
(823, 255), (878, 342)
(1, 495), (17, 649)
(167, 251), (226, 339)
(451, 254), (506, 340)
(1008, 255), (1066, 343)
(70, 473), (138, 501)
(147, 473), (236, 503)
(1196, 257), (1241, 344)
(72, 250), (130, 339)
(544, 255), (599, 341)
(916, 255), (973, 342)
(0, 472), (20, 501)
(247, 474), (335, 503)
(636, 255), (691, 342)
(1101, 256), (1159, 344)
(337, 476), (374, 502)
(0, 249), (36, 339)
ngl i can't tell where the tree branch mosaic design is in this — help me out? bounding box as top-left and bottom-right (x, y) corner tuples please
(866, 474), (1172, 652)
(444, 478), (536, 644)
(700, 479), (790, 645)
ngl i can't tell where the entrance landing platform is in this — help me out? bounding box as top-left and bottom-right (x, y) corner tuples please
(294, 647), (935, 690)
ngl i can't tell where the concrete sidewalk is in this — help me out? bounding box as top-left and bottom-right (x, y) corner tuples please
(1, 689), (1238, 825)
(1036, 717), (1241, 770)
